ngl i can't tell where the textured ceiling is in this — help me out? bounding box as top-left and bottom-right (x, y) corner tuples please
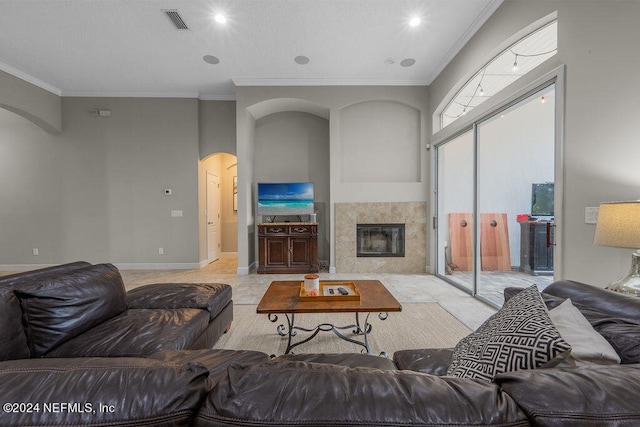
(0, 0), (502, 99)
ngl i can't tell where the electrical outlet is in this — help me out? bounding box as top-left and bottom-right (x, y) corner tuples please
(158, 247), (164, 255)
(32, 248), (39, 256)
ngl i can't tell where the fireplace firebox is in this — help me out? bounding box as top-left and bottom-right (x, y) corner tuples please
(356, 223), (405, 257)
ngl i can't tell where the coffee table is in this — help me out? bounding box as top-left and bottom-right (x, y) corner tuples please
(256, 280), (402, 355)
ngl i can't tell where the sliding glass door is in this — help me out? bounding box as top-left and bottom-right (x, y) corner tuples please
(435, 84), (557, 306)
(436, 130), (474, 291)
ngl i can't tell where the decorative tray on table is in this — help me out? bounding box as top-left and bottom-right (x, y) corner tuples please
(299, 281), (360, 302)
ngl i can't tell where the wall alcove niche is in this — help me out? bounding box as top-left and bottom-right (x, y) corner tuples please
(340, 100), (421, 184)
(252, 102), (331, 267)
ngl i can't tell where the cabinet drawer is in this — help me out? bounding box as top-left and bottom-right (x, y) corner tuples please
(260, 225), (287, 235)
(288, 225), (314, 235)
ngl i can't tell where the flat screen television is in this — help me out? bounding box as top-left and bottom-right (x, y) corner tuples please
(257, 182), (314, 216)
(531, 183), (554, 217)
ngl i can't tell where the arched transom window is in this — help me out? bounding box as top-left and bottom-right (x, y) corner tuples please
(441, 21), (557, 129)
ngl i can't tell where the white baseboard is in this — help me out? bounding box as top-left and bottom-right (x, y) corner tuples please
(237, 261), (258, 275)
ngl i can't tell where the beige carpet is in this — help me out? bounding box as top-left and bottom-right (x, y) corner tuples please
(214, 303), (472, 356)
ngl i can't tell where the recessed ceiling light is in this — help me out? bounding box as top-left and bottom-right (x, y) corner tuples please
(203, 55), (220, 65)
(294, 55), (310, 65)
(409, 17), (421, 27)
(214, 14), (227, 24)
(400, 58), (416, 67)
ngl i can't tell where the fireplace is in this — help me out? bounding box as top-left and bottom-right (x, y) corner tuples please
(357, 223), (405, 257)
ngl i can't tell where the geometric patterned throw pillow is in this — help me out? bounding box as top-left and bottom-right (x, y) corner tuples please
(446, 285), (571, 382)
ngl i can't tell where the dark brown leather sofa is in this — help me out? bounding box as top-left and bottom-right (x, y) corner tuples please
(0, 261), (271, 426)
(0, 261), (234, 358)
(2, 262), (640, 426)
(194, 280), (640, 427)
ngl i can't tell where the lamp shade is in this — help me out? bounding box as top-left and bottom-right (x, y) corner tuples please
(594, 201), (640, 249)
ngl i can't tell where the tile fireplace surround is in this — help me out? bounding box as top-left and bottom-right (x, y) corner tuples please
(335, 202), (427, 273)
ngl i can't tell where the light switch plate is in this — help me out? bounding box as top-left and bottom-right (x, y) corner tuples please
(171, 210), (183, 217)
(585, 207), (599, 224)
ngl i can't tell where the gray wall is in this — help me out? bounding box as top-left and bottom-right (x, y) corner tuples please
(430, 0), (640, 286)
(199, 100), (236, 159)
(1, 97), (200, 268)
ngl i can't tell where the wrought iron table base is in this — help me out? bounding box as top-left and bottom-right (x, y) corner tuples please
(267, 312), (389, 355)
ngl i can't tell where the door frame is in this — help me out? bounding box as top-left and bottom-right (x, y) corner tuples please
(206, 171), (221, 264)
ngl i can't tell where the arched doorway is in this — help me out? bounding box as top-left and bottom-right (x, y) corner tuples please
(199, 152), (238, 266)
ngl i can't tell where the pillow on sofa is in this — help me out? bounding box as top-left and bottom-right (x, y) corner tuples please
(14, 263), (127, 357)
(447, 285), (571, 382)
(549, 298), (620, 366)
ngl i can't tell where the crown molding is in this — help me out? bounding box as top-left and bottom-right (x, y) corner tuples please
(232, 78), (430, 87)
(62, 90), (201, 99)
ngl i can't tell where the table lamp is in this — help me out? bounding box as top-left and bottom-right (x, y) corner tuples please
(594, 201), (640, 296)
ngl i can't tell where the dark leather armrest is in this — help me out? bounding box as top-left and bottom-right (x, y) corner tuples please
(0, 357), (208, 426)
(127, 282), (232, 320)
(497, 364), (640, 426)
(393, 348), (453, 374)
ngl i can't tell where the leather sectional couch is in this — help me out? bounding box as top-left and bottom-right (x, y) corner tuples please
(1, 262), (640, 426)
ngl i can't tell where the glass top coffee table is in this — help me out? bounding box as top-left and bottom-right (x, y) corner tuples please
(256, 280), (402, 355)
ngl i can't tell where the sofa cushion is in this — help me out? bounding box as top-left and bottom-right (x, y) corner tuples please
(447, 285), (571, 382)
(14, 263), (127, 357)
(0, 357), (209, 427)
(197, 360), (529, 426)
(497, 364), (640, 426)
(127, 282), (232, 320)
(0, 288), (30, 360)
(45, 308), (210, 357)
(548, 298), (620, 366)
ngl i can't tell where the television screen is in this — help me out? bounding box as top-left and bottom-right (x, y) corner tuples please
(257, 182), (314, 216)
(531, 183), (554, 217)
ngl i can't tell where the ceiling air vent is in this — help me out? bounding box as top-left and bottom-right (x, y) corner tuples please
(162, 9), (189, 30)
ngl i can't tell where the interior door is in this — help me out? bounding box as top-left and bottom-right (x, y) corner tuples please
(207, 172), (221, 263)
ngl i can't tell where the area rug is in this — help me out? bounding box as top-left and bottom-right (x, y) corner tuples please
(213, 303), (472, 356)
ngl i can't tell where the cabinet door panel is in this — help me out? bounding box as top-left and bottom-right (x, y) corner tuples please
(289, 238), (310, 266)
(265, 237), (288, 267)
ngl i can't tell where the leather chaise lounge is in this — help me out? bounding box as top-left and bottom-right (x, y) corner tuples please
(1, 261), (640, 426)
